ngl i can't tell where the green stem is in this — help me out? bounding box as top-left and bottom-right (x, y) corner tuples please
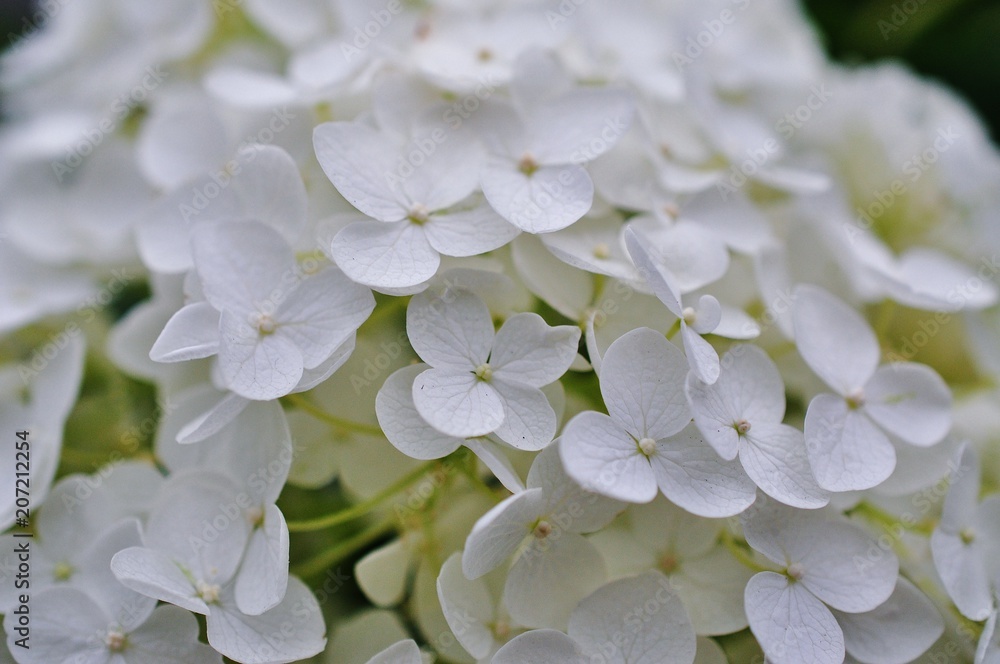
(848, 501), (936, 536)
(665, 319), (682, 340)
(721, 529), (772, 573)
(286, 460), (439, 532)
(292, 519), (397, 578)
(281, 393), (384, 437)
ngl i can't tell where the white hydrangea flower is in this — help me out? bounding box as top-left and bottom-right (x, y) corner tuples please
(477, 51), (636, 233)
(741, 499), (899, 664)
(462, 444), (622, 629)
(110, 471), (326, 663)
(591, 497), (753, 636)
(313, 121), (519, 291)
(561, 327), (755, 515)
(792, 284), (952, 491)
(624, 228), (759, 384)
(151, 220), (374, 400)
(4, 587), (220, 664)
(686, 344), (828, 509)
(407, 288), (579, 447)
(930, 443), (1000, 621)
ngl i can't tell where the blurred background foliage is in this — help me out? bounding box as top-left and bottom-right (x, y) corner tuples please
(1, 0), (998, 139)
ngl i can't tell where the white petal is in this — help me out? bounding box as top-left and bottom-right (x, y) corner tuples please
(527, 443), (624, 533)
(672, 548), (754, 636)
(150, 302), (220, 362)
(633, 218), (730, 293)
(712, 306), (761, 340)
(930, 528), (994, 621)
(111, 547), (206, 614)
(76, 519), (157, 629)
(424, 202), (520, 257)
(599, 327), (691, 441)
(681, 323), (721, 385)
(833, 578), (944, 664)
(686, 344), (786, 460)
(365, 640), (423, 664)
(650, 425), (757, 518)
(505, 533), (606, 629)
(208, 577), (326, 663)
(491, 313), (581, 388)
(569, 570), (697, 664)
(331, 220), (440, 290)
(792, 285), (879, 395)
(792, 520), (898, 613)
(192, 221), (295, 316)
(462, 487), (546, 579)
(742, 423), (829, 509)
(143, 471), (250, 584)
(529, 89), (635, 164)
(492, 630), (586, 664)
(863, 363), (952, 447)
(137, 96), (229, 190)
(204, 67), (299, 107)
(466, 438), (526, 493)
(376, 365), (464, 459)
(745, 572), (845, 664)
(218, 310), (304, 400)
(407, 288), (493, 370)
(492, 379), (557, 451)
(560, 411), (658, 503)
(234, 504), (289, 616)
(482, 160), (593, 233)
(7, 587), (108, 664)
(412, 367), (505, 438)
(689, 295), (722, 335)
(313, 122), (408, 221)
(275, 268), (375, 369)
(127, 604), (223, 664)
(176, 393), (250, 444)
(804, 394), (896, 492)
(437, 552), (497, 660)
(624, 227), (683, 316)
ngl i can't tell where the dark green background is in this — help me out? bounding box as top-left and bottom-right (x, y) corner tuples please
(2, 0), (998, 141)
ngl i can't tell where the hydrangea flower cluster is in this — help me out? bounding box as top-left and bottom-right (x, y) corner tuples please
(2, 0), (1000, 663)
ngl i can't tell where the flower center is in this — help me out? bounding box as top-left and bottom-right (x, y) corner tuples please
(408, 203), (430, 225)
(638, 437), (657, 456)
(474, 363), (493, 382)
(533, 520), (553, 539)
(54, 561), (74, 581)
(492, 619), (510, 639)
(477, 47), (494, 62)
(846, 388), (865, 409)
(592, 243), (611, 259)
(518, 153), (539, 176)
(960, 527), (976, 545)
(105, 629), (127, 653)
(659, 552), (679, 574)
(246, 506), (264, 528)
(786, 562), (805, 581)
(196, 580), (221, 604)
(681, 307), (697, 325)
(735, 419), (751, 435)
(254, 313), (277, 335)
(662, 203), (680, 219)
